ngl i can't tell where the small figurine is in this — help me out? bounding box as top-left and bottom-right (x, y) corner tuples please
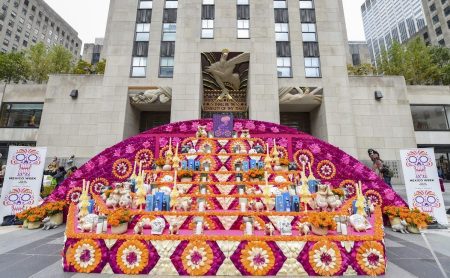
(177, 197), (193, 212)
(42, 217), (60, 230)
(196, 125), (208, 138)
(134, 221), (145, 235)
(240, 129), (251, 139)
(391, 219), (409, 234)
(298, 222), (311, 235)
(265, 223), (275, 236)
(349, 214), (372, 232)
(169, 223), (180, 235)
(249, 200), (264, 212)
(151, 217), (166, 235)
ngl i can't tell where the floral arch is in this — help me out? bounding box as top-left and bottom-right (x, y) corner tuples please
(47, 119), (405, 209)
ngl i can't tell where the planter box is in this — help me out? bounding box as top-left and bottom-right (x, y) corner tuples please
(50, 212), (64, 225)
(27, 221), (42, 230)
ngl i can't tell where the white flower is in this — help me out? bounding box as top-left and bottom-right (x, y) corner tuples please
(186, 247), (207, 269)
(362, 248), (384, 269)
(312, 246), (337, 272)
(75, 244), (96, 268)
(121, 245), (143, 269)
(247, 247), (269, 270)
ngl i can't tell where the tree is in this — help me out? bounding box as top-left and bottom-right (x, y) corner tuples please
(26, 43), (50, 84)
(72, 60), (93, 74)
(429, 46), (450, 85)
(347, 63), (376, 76)
(377, 38), (440, 85)
(95, 59), (106, 74)
(48, 45), (73, 74)
(0, 52), (29, 83)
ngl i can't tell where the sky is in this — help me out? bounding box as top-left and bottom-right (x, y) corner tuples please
(44, 0), (367, 46)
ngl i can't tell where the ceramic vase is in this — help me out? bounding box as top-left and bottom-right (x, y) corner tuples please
(389, 217), (401, 227)
(111, 223), (128, 234)
(50, 212), (64, 225)
(407, 225), (421, 234)
(27, 221), (42, 230)
(311, 225), (329, 236)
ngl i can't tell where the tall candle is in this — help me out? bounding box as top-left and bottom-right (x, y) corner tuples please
(103, 219), (108, 232)
(195, 222), (203, 235)
(96, 223), (103, 234)
(240, 201), (247, 212)
(341, 224), (348, 235)
(245, 222), (253, 235)
(199, 201), (205, 212)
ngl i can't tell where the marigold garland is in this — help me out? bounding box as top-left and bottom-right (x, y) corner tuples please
(240, 241), (275, 276)
(198, 139), (218, 154)
(339, 180), (357, 197)
(135, 149), (154, 169)
(309, 241), (342, 276)
(181, 241), (214, 276)
(116, 240), (149, 274)
(199, 155), (218, 171)
(66, 187), (83, 204)
(356, 241), (385, 276)
(112, 158), (133, 180)
(67, 239), (102, 273)
(364, 190), (383, 207)
(317, 160), (337, 180)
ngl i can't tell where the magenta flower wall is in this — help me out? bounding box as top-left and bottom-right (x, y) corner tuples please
(47, 119), (406, 208)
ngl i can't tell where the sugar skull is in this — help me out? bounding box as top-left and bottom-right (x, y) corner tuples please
(11, 149), (41, 177)
(405, 150), (433, 179)
(3, 188), (34, 214)
(413, 190), (440, 214)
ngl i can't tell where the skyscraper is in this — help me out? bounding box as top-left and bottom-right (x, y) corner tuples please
(361, 0), (427, 63)
(0, 0), (82, 56)
(421, 0), (450, 47)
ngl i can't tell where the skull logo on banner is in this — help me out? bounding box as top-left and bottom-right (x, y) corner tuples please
(405, 150), (433, 179)
(3, 188), (34, 214)
(11, 149), (41, 177)
(413, 190), (440, 214)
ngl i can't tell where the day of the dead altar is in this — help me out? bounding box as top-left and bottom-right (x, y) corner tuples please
(42, 119), (409, 276)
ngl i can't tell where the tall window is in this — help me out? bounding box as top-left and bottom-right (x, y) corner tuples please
(160, 0), (178, 77)
(237, 0), (250, 38)
(274, 0), (291, 77)
(201, 0), (215, 38)
(411, 105), (450, 131)
(0, 103), (43, 128)
(300, 0), (320, 77)
(131, 0), (152, 77)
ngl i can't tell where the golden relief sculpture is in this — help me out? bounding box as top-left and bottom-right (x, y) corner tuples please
(204, 49), (250, 100)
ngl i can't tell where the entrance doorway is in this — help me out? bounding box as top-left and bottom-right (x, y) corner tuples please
(280, 112), (311, 134)
(139, 112), (171, 132)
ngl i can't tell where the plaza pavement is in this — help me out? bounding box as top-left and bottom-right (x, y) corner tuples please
(0, 184), (448, 278)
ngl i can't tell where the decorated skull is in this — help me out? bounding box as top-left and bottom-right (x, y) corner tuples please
(11, 149), (41, 177)
(405, 150), (433, 179)
(2, 188), (34, 214)
(413, 190), (440, 213)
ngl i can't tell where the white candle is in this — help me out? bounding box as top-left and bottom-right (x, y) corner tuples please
(341, 224), (348, 235)
(200, 187), (207, 195)
(201, 176), (207, 182)
(195, 222), (203, 235)
(240, 201), (247, 212)
(239, 188), (244, 195)
(245, 222), (253, 235)
(102, 220), (108, 232)
(205, 166), (210, 172)
(96, 223), (103, 234)
(236, 176), (242, 182)
(199, 201), (205, 212)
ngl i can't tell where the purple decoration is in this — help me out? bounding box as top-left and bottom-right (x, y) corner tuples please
(214, 114), (234, 138)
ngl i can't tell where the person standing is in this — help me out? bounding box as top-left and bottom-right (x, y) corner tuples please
(368, 149), (393, 187)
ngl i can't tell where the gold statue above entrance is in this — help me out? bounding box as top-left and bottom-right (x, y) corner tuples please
(205, 49), (250, 100)
(201, 50), (250, 119)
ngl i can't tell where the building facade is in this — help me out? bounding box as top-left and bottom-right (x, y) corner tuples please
(0, 0), (81, 56)
(348, 41), (372, 66)
(1, 0), (450, 183)
(361, 0), (427, 63)
(82, 38), (104, 65)
(421, 0), (450, 47)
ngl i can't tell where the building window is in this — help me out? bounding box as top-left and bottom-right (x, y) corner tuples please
(300, 0), (320, 78)
(0, 103), (43, 128)
(237, 0), (250, 38)
(201, 0), (215, 38)
(274, 0), (291, 77)
(159, 1), (178, 77)
(131, 0), (152, 77)
(0, 141), (36, 166)
(411, 105), (450, 131)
